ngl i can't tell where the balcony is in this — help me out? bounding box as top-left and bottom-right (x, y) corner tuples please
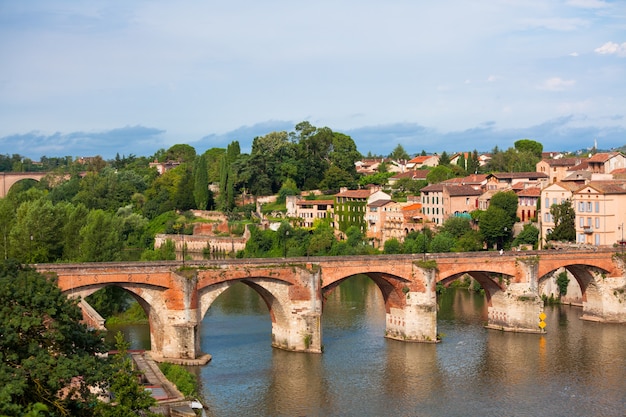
(583, 227), (593, 234)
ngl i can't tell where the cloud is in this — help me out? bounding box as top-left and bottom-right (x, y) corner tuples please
(566, 0), (610, 9)
(594, 41), (626, 57)
(0, 125), (166, 160)
(539, 77), (576, 91)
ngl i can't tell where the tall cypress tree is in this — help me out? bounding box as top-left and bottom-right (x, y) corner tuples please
(193, 154), (209, 210)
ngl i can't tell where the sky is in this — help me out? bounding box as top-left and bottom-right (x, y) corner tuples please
(1, 0), (625, 160)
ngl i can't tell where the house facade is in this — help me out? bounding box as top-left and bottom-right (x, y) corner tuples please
(572, 181), (626, 246)
(536, 158), (581, 184)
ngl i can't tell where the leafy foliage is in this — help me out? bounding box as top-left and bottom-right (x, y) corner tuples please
(547, 200), (575, 242)
(0, 261), (109, 416)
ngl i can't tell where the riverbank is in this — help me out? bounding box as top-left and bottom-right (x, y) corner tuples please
(131, 351), (205, 416)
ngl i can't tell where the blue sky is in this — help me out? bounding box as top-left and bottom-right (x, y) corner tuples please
(1, 0), (625, 160)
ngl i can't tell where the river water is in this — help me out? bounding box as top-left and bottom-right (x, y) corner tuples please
(111, 275), (626, 417)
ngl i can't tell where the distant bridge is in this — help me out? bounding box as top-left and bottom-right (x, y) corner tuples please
(36, 249), (626, 364)
(0, 172), (50, 197)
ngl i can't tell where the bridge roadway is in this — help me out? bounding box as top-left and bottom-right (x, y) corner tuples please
(36, 249), (626, 364)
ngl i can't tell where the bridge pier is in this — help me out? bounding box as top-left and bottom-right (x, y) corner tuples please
(486, 284), (545, 334)
(385, 268), (438, 343)
(150, 312), (211, 365)
(270, 268), (323, 353)
(581, 270), (626, 323)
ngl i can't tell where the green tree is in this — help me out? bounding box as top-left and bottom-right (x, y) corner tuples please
(556, 270), (570, 297)
(9, 198), (66, 263)
(277, 178), (300, 204)
(0, 261), (110, 416)
(429, 232), (455, 253)
(163, 143), (196, 163)
(389, 144), (410, 162)
(546, 200), (576, 242)
(0, 197), (16, 260)
(95, 332), (158, 416)
(440, 217), (472, 239)
(383, 238), (401, 254)
(330, 132), (361, 176)
(479, 206), (513, 249)
(426, 165), (453, 184)
(490, 191), (518, 221)
(452, 230), (484, 252)
(456, 152), (467, 171)
(318, 166), (357, 192)
(467, 150), (480, 174)
(292, 122), (333, 190)
(514, 139), (543, 158)
(78, 210), (124, 262)
(193, 154), (210, 210)
(438, 151), (451, 166)
(512, 223), (540, 248)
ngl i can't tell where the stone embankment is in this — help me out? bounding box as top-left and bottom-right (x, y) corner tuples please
(132, 352), (205, 417)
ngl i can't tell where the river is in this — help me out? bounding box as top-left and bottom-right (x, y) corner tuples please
(110, 275), (626, 417)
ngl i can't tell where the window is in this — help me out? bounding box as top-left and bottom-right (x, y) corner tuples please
(587, 202), (592, 212)
(587, 217), (592, 227)
(579, 217), (584, 227)
(595, 217), (600, 229)
(545, 198), (550, 208)
(579, 202), (585, 212)
(595, 234), (600, 246)
(552, 198), (557, 206)
(595, 202), (599, 213)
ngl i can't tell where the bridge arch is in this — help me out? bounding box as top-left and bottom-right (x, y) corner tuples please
(322, 271), (409, 314)
(61, 281), (170, 354)
(538, 262), (612, 320)
(0, 172), (49, 198)
(198, 277), (291, 334)
(197, 265), (321, 352)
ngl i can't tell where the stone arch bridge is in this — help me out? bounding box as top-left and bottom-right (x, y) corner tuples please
(36, 249), (626, 364)
(0, 172), (50, 197)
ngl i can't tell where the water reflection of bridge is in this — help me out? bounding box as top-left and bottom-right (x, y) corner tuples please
(37, 249), (626, 364)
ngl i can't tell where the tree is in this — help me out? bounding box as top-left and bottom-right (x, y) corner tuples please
(546, 200), (576, 242)
(430, 232), (455, 253)
(452, 229), (484, 252)
(456, 152), (467, 172)
(438, 151), (451, 166)
(479, 206), (513, 249)
(193, 154), (210, 210)
(383, 238), (401, 254)
(389, 144), (410, 162)
(490, 191), (518, 221)
(512, 223), (540, 248)
(467, 150), (480, 174)
(0, 261), (110, 416)
(426, 165), (453, 184)
(330, 132), (361, 175)
(318, 166), (357, 192)
(95, 332), (158, 417)
(440, 217), (472, 239)
(277, 178), (300, 204)
(163, 144), (196, 163)
(78, 210), (124, 262)
(514, 139), (543, 158)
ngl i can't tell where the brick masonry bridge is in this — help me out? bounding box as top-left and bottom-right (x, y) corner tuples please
(0, 172), (51, 198)
(36, 249), (626, 365)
